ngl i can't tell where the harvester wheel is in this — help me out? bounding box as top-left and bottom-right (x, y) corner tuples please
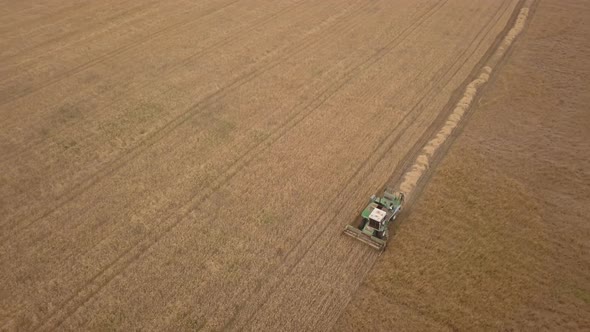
(359, 219), (367, 230)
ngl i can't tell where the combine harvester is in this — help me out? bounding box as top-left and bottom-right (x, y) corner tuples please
(343, 189), (405, 251)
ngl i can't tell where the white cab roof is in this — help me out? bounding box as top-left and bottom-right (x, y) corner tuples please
(369, 208), (387, 222)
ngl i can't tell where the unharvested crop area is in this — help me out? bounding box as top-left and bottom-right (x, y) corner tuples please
(0, 0), (567, 330)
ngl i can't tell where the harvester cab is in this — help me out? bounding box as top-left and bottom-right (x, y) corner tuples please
(343, 189), (405, 251)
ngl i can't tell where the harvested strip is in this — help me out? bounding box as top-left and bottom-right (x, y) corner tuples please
(399, 6), (531, 198)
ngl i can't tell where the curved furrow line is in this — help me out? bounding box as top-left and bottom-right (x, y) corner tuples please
(231, 240), (370, 330)
(245, 239), (377, 330)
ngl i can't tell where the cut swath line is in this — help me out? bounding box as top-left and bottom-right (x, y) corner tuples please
(399, 7), (530, 198)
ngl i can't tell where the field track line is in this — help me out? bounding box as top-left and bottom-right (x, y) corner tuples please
(3, 0), (367, 238)
(2, 0), (286, 67)
(24, 2), (377, 328)
(20, 0), (427, 248)
(29, 2), (454, 330)
(0, 0), (160, 27)
(399, 3), (536, 206)
(0, 0), (159, 62)
(224, 1), (522, 329)
(5, 10), (504, 324)
(389, 0), (529, 203)
(2, 0), (372, 237)
(368, 0), (513, 175)
(1, 0), (315, 161)
(0, 2), (106, 24)
(32, 0), (520, 326)
(19, 0), (369, 259)
(0, 0), (242, 105)
(0, 0), (141, 43)
(218, 0), (519, 328)
(352, 0), (509, 117)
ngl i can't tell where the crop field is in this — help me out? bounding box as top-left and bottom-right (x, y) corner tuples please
(0, 0), (555, 330)
(337, 0), (590, 330)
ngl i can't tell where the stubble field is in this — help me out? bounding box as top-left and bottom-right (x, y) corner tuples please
(0, 1), (535, 330)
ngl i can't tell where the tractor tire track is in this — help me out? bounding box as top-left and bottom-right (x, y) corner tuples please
(8, 0), (371, 268)
(224, 1), (518, 329)
(0, 0), (161, 62)
(31, 3), (397, 327)
(28, 0), (430, 252)
(222, 0), (512, 328)
(393, 0), (531, 211)
(3, 0), (373, 242)
(0, 0), (143, 30)
(2, 1), (524, 330)
(0, 2), (115, 28)
(59, 0), (372, 253)
(368, 0), (513, 175)
(1, 0), (316, 162)
(30, 3), (447, 330)
(0, 0), (242, 105)
(1, 0), (371, 235)
(24, 2), (381, 329)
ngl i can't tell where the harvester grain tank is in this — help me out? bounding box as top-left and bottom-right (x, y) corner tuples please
(343, 189), (405, 251)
